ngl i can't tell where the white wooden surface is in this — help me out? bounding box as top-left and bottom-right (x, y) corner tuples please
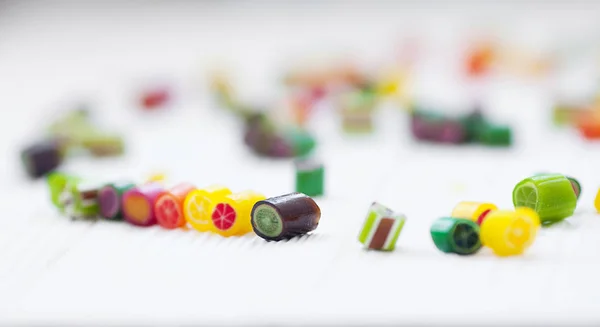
(2, 1), (600, 325)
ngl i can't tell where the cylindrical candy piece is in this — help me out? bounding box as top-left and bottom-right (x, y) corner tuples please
(21, 139), (63, 179)
(451, 201), (497, 225)
(357, 202), (406, 251)
(512, 173), (577, 224)
(251, 192), (320, 241)
(47, 172), (80, 209)
(59, 180), (102, 219)
(295, 159), (324, 197)
(154, 183), (196, 229)
(98, 181), (136, 220)
(478, 123), (512, 146)
(209, 191), (266, 237)
(430, 217), (482, 255)
(184, 185), (232, 232)
(480, 207), (540, 256)
(122, 182), (164, 226)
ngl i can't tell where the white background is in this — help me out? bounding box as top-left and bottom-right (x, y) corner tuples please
(2, 1), (600, 325)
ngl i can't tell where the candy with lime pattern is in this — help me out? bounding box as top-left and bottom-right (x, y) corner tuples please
(251, 192), (321, 241)
(512, 173), (577, 224)
(430, 217), (482, 255)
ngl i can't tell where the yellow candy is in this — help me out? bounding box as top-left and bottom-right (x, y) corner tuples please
(209, 191), (266, 237)
(594, 188), (600, 213)
(480, 207), (540, 257)
(451, 201), (497, 225)
(183, 185), (232, 232)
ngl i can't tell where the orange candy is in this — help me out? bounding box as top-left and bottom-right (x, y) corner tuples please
(154, 183), (196, 229)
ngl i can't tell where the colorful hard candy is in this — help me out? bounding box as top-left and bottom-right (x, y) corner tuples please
(295, 159), (324, 197)
(209, 191), (266, 237)
(251, 192), (320, 241)
(358, 202), (406, 251)
(122, 182), (164, 226)
(184, 185), (232, 232)
(451, 201), (497, 225)
(21, 139), (63, 179)
(98, 181), (136, 220)
(430, 217), (482, 255)
(480, 207), (540, 256)
(512, 173), (577, 224)
(154, 183), (196, 229)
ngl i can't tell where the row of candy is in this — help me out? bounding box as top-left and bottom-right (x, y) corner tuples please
(358, 173), (582, 256)
(47, 173), (321, 241)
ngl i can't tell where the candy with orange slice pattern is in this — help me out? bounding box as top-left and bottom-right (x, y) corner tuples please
(184, 185), (232, 232)
(154, 183), (196, 229)
(480, 207), (540, 257)
(209, 191), (266, 237)
(122, 182), (165, 227)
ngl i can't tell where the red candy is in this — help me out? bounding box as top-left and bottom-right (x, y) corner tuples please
(140, 87), (171, 110)
(154, 183), (196, 229)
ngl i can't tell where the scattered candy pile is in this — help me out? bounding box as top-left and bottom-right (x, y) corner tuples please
(356, 173), (582, 257)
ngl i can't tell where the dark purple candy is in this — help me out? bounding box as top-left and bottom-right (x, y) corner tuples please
(20, 139), (63, 178)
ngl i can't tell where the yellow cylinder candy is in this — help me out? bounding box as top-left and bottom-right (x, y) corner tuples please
(480, 207), (540, 257)
(209, 191), (266, 237)
(595, 188), (600, 213)
(183, 185), (232, 232)
(451, 201), (497, 225)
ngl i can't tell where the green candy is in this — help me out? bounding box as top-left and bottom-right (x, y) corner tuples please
(295, 159), (324, 197)
(512, 173), (577, 224)
(478, 123), (512, 146)
(283, 127), (316, 157)
(430, 217), (482, 255)
(47, 172), (81, 209)
(61, 180), (101, 219)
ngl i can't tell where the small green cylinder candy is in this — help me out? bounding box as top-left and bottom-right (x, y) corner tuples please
(512, 173), (577, 224)
(430, 217), (482, 255)
(478, 123), (512, 146)
(358, 202), (406, 251)
(295, 159), (324, 197)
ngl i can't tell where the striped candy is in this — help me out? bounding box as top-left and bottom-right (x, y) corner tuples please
(358, 202), (406, 251)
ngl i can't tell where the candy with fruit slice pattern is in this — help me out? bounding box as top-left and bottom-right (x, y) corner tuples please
(184, 185), (232, 232)
(154, 183), (196, 229)
(512, 173), (577, 225)
(122, 182), (164, 227)
(209, 191), (266, 237)
(251, 192), (320, 241)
